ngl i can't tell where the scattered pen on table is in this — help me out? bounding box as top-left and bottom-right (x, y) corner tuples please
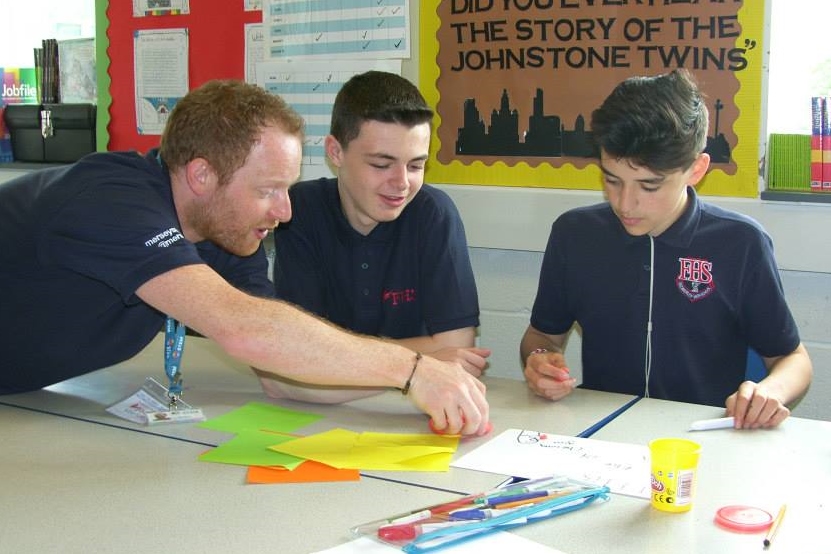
(689, 416), (735, 432)
(763, 504), (787, 549)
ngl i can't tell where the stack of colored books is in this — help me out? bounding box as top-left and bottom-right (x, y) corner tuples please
(811, 96), (831, 192)
(33, 38), (60, 105)
(767, 133), (811, 192)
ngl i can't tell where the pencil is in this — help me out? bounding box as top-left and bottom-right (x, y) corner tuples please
(763, 504), (787, 548)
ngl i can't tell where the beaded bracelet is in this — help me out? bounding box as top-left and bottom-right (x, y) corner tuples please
(400, 352), (422, 395)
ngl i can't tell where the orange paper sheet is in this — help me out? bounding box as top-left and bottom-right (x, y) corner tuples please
(246, 461), (360, 484)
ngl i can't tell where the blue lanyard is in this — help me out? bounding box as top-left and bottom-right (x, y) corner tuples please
(164, 316), (186, 407)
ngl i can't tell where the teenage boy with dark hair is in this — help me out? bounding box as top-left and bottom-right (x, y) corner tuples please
(520, 69), (811, 429)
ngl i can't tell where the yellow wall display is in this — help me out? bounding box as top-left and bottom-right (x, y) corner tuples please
(420, 1), (764, 197)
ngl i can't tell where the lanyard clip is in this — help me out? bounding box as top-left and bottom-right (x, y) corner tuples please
(167, 372), (183, 409)
(40, 108), (54, 139)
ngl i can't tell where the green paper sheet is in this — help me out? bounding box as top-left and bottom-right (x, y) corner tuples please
(198, 429), (304, 469)
(198, 401), (322, 434)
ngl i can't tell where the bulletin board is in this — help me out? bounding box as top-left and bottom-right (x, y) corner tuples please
(97, 0), (261, 153)
(420, 1), (765, 198)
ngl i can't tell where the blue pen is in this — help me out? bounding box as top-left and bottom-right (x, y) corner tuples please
(450, 506), (525, 521)
(475, 486), (583, 509)
(479, 489), (549, 507)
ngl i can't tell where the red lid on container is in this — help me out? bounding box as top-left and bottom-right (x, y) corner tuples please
(714, 505), (773, 533)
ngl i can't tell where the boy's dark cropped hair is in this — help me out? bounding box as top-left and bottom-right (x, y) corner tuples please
(590, 68), (709, 173)
(330, 71), (434, 147)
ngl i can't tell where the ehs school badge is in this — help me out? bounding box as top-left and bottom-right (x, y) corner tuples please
(676, 257), (715, 302)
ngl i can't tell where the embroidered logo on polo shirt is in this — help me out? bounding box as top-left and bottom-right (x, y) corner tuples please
(382, 288), (416, 306)
(676, 257), (715, 302)
(144, 227), (184, 248)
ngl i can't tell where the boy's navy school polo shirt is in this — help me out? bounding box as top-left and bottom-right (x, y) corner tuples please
(531, 186), (800, 406)
(273, 178), (480, 339)
(0, 150), (273, 394)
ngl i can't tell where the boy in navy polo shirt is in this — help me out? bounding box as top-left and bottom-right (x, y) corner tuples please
(263, 71), (490, 404)
(520, 69), (812, 429)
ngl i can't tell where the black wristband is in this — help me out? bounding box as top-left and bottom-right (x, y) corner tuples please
(400, 352), (422, 395)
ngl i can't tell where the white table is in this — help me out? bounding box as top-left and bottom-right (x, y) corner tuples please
(0, 403), (473, 554)
(3, 335), (826, 553)
(508, 398), (831, 554)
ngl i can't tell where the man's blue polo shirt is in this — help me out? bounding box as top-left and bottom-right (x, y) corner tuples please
(0, 150), (273, 394)
(531, 187), (800, 406)
(273, 178), (480, 338)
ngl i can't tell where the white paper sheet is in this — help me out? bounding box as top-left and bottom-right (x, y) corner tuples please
(133, 28), (189, 135)
(263, 0), (410, 60)
(451, 428), (651, 499)
(245, 23), (266, 85)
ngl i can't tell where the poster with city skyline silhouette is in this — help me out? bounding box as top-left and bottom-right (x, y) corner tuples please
(420, 1), (763, 197)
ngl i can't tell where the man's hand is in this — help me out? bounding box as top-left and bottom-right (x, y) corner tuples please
(407, 355), (490, 436)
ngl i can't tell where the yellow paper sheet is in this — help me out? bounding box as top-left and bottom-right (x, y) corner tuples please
(268, 428), (459, 472)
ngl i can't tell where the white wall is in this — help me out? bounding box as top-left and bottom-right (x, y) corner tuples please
(0, 2), (95, 67)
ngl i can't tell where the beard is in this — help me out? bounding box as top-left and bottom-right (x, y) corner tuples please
(187, 193), (262, 257)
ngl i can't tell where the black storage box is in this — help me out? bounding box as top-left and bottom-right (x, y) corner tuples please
(3, 103), (96, 163)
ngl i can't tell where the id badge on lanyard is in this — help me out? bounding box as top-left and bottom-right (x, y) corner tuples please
(104, 317), (205, 425)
